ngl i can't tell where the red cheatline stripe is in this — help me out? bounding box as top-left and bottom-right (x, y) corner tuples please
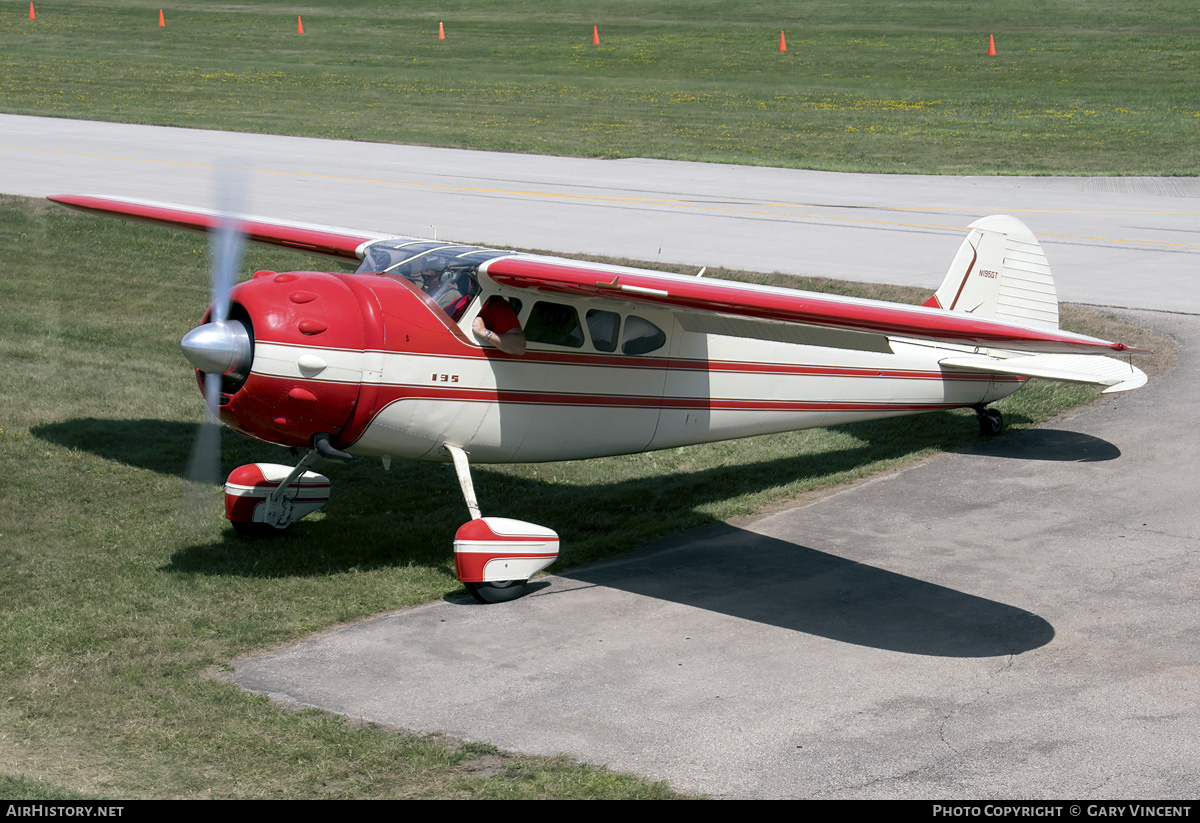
(256, 339), (1009, 382)
(948, 242), (978, 311)
(369, 383), (979, 412)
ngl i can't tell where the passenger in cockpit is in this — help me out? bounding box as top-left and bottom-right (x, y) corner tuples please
(472, 296), (526, 355)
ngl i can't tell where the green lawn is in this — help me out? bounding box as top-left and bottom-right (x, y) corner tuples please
(2, 0), (1197, 174)
(0, 195), (1172, 798)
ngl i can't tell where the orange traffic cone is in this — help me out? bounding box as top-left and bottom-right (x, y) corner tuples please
(158, 9), (165, 27)
(988, 34), (996, 56)
(297, 15), (304, 34)
(779, 30), (787, 52)
(438, 21), (445, 40)
(29, 2), (35, 20)
(592, 25), (599, 45)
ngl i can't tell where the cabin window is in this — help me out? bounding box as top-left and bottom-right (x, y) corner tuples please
(621, 315), (666, 355)
(525, 301), (585, 348)
(585, 309), (620, 353)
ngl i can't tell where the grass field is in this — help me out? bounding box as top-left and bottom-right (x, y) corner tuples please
(2, 0), (1198, 174)
(0, 195), (1173, 798)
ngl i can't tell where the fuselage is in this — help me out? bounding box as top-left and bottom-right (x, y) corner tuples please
(211, 253), (1023, 464)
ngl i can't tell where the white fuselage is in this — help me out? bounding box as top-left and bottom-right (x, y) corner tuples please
(251, 297), (1021, 464)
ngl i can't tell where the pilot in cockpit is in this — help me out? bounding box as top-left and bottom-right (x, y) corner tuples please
(412, 256), (457, 305)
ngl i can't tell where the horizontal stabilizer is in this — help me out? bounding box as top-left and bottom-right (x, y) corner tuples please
(940, 353), (1148, 394)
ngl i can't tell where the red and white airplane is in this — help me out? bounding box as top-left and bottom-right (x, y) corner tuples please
(50, 194), (1146, 602)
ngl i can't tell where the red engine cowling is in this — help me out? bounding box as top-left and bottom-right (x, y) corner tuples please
(203, 270), (383, 449)
(196, 269), (467, 452)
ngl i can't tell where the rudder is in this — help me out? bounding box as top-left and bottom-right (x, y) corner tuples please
(924, 215), (1059, 330)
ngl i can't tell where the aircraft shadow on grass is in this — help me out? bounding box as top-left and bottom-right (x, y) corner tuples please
(34, 413), (1112, 655)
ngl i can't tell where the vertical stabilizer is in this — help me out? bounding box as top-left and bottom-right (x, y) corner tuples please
(926, 215), (1059, 330)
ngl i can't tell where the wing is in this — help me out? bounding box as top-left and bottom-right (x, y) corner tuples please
(482, 256), (1142, 356)
(48, 194), (397, 261)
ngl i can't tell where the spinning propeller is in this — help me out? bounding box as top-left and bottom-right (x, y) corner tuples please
(180, 176), (252, 523)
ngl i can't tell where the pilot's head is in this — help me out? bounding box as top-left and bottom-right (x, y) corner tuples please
(418, 256), (444, 290)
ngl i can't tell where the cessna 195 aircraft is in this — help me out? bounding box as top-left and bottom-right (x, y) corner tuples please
(50, 194), (1146, 603)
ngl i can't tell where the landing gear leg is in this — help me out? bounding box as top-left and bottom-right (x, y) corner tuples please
(447, 444), (481, 521)
(261, 450), (319, 525)
(974, 405), (1004, 437)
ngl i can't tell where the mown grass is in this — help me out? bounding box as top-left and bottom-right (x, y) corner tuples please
(0, 190), (1173, 798)
(2, 1), (1198, 175)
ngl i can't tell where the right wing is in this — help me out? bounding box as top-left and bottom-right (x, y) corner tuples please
(482, 255), (1144, 356)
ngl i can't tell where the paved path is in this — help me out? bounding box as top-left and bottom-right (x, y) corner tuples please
(5, 116), (1196, 797)
(3, 114), (1198, 311)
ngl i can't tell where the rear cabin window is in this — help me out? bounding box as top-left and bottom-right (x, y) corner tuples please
(525, 301), (585, 348)
(621, 315), (667, 355)
(585, 309), (620, 353)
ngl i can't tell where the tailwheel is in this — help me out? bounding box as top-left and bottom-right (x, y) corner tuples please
(464, 580), (529, 604)
(976, 407), (1004, 437)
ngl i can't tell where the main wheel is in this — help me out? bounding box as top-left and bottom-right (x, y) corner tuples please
(464, 579), (528, 604)
(978, 407), (1004, 437)
(231, 520), (286, 540)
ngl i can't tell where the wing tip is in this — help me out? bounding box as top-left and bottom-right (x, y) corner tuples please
(1111, 343), (1151, 355)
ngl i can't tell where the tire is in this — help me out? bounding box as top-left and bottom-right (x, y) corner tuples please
(231, 520), (285, 540)
(464, 579), (528, 604)
(978, 408), (1003, 437)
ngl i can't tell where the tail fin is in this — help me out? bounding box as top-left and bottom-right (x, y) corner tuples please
(924, 215), (1059, 330)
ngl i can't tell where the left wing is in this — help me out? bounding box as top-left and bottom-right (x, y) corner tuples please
(48, 194), (397, 261)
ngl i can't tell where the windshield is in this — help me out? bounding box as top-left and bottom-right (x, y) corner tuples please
(357, 241), (511, 322)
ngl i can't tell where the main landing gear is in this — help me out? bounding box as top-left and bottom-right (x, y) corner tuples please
(446, 444), (559, 604)
(974, 405), (1004, 437)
